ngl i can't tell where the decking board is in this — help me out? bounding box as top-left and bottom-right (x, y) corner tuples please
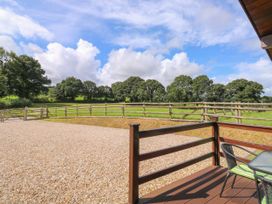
(140, 166), (258, 204)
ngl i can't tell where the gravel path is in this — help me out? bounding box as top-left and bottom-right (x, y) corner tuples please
(0, 120), (213, 204)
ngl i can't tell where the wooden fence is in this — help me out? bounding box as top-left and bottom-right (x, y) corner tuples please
(128, 116), (272, 203)
(1, 102), (272, 124)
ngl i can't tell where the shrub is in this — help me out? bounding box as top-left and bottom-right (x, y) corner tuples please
(9, 98), (32, 108)
(33, 94), (55, 103)
(0, 96), (32, 109)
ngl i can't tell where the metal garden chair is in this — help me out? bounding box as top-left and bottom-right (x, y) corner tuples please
(220, 142), (258, 197)
(255, 175), (272, 204)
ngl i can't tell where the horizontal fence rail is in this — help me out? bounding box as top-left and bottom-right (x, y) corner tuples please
(138, 152), (214, 185)
(139, 137), (214, 161)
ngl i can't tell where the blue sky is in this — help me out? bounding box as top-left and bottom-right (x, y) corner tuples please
(1, 0), (272, 95)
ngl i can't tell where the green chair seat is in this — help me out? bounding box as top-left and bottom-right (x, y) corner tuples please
(230, 164), (272, 180)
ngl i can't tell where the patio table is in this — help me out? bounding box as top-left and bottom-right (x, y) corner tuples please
(248, 151), (272, 203)
(248, 151), (272, 175)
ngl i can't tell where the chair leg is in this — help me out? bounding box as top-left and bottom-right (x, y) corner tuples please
(231, 175), (237, 189)
(220, 172), (232, 197)
(255, 179), (261, 204)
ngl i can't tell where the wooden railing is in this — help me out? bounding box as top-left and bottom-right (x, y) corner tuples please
(128, 116), (272, 204)
(128, 118), (218, 204)
(218, 122), (272, 163)
(1, 102), (272, 123)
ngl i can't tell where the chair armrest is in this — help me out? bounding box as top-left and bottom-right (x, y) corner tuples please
(221, 142), (257, 165)
(229, 144), (258, 157)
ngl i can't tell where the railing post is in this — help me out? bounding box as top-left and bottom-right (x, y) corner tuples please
(129, 124), (140, 204)
(210, 116), (220, 166)
(23, 106), (28, 121)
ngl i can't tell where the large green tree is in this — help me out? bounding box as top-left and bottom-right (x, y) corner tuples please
(0, 48), (8, 97)
(192, 75), (213, 102)
(97, 85), (113, 99)
(207, 84), (225, 102)
(55, 77), (83, 101)
(144, 79), (166, 102)
(82, 80), (97, 100)
(122, 76), (146, 102)
(112, 81), (125, 102)
(225, 79), (263, 102)
(2, 52), (50, 98)
(167, 75), (193, 102)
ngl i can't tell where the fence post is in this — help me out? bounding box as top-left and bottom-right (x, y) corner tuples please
(0, 111), (4, 122)
(202, 102), (208, 121)
(129, 124), (140, 204)
(235, 104), (239, 124)
(40, 107), (43, 119)
(168, 104), (172, 119)
(210, 116), (220, 166)
(23, 106), (28, 121)
(143, 103), (146, 117)
(238, 104), (242, 124)
(55, 107), (58, 117)
(45, 106), (49, 118)
(89, 105), (92, 116)
(105, 103), (107, 116)
(122, 104), (125, 117)
(202, 102), (205, 121)
(76, 106), (79, 117)
(65, 106), (67, 118)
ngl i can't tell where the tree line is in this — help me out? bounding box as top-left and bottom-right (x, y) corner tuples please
(51, 75), (266, 103)
(0, 47), (271, 103)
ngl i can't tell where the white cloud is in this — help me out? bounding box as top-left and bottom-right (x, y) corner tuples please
(34, 39), (100, 84)
(0, 7), (53, 40)
(160, 53), (202, 85)
(20, 42), (43, 55)
(0, 35), (20, 52)
(50, 0), (255, 52)
(230, 58), (272, 96)
(99, 49), (162, 84)
(99, 48), (202, 86)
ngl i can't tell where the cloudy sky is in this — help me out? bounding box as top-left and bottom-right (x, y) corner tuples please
(1, 0), (272, 95)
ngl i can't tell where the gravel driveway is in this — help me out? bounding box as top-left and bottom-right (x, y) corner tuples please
(0, 120), (212, 204)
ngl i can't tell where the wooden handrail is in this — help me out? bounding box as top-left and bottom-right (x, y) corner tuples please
(138, 152), (213, 185)
(139, 137), (213, 161)
(139, 122), (213, 138)
(218, 122), (272, 133)
(220, 137), (272, 151)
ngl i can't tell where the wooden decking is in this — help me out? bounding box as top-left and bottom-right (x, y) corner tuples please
(140, 166), (258, 204)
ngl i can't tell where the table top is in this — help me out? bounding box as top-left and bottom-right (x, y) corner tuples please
(248, 151), (272, 175)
